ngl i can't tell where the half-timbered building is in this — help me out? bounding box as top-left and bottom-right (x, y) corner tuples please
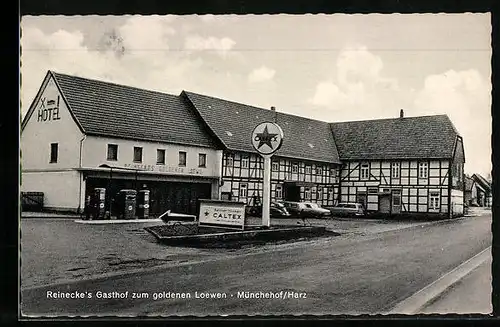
(21, 71), (466, 218)
(330, 111), (465, 218)
(182, 92), (342, 207)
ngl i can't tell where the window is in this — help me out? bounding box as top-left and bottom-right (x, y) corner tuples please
(178, 151), (187, 166)
(330, 168), (336, 176)
(292, 163), (298, 173)
(226, 155), (234, 167)
(272, 162), (279, 171)
(50, 143), (58, 163)
(316, 167), (323, 175)
(391, 162), (400, 178)
(198, 153), (206, 168)
(107, 144), (118, 161)
(156, 149), (165, 165)
(275, 185), (283, 199)
(368, 187), (378, 194)
(241, 156), (249, 168)
(419, 162), (428, 178)
(429, 191), (440, 210)
(133, 147), (143, 163)
(305, 166), (312, 174)
(360, 163), (369, 180)
(239, 183), (247, 198)
(304, 187), (311, 200)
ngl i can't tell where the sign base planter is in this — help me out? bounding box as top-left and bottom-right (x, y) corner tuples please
(144, 224), (338, 248)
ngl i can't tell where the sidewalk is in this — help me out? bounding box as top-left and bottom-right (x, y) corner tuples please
(465, 206), (492, 217)
(21, 211), (81, 219)
(22, 211), (162, 224)
(389, 246), (492, 315)
(421, 253), (492, 314)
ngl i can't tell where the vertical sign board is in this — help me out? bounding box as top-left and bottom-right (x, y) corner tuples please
(251, 122), (284, 227)
(199, 199), (246, 230)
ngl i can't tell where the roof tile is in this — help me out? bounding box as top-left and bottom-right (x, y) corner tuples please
(183, 91), (341, 163)
(52, 72), (217, 148)
(330, 115), (459, 160)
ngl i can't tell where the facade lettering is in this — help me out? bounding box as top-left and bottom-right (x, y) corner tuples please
(123, 163), (203, 175)
(37, 96), (61, 122)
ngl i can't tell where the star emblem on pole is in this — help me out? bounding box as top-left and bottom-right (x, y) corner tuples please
(256, 125), (278, 150)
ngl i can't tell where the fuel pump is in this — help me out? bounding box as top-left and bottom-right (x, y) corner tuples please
(118, 189), (137, 219)
(137, 189), (150, 219)
(92, 188), (106, 220)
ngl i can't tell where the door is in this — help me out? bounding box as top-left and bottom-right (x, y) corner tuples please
(284, 185), (301, 202)
(356, 192), (367, 212)
(391, 190), (402, 214)
(379, 194), (391, 214)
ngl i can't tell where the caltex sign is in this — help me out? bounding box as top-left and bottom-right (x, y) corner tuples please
(250, 121), (284, 227)
(251, 122), (284, 155)
(198, 199), (246, 230)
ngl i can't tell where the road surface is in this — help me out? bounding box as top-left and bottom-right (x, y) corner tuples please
(21, 214), (491, 316)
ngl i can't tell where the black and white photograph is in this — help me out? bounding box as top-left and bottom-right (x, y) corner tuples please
(19, 13), (492, 317)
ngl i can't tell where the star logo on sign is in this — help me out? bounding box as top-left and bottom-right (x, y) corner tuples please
(255, 126), (278, 150)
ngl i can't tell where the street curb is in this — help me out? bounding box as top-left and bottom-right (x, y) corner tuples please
(74, 218), (162, 224)
(387, 246), (492, 315)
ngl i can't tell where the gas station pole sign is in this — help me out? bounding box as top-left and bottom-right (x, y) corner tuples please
(251, 122), (284, 227)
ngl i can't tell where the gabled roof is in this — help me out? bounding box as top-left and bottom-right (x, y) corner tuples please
(182, 91), (341, 164)
(43, 71), (218, 148)
(465, 176), (474, 192)
(472, 173), (491, 192)
(330, 115), (460, 160)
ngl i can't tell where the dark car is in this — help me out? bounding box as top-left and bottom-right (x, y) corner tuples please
(246, 201), (291, 218)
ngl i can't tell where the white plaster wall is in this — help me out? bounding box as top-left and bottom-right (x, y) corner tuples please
(81, 136), (221, 178)
(21, 171), (81, 211)
(451, 189), (464, 216)
(21, 75), (84, 170)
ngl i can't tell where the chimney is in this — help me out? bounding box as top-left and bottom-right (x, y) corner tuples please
(271, 106), (277, 123)
(400, 109), (404, 118)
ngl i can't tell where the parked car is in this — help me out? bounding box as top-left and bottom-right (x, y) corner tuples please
(300, 202), (331, 218)
(279, 201), (303, 216)
(279, 201), (331, 218)
(246, 201), (291, 218)
(328, 202), (366, 217)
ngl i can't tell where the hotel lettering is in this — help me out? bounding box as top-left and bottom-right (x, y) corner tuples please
(37, 96), (61, 122)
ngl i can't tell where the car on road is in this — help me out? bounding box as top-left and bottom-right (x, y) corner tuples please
(279, 201), (331, 218)
(300, 202), (331, 218)
(328, 202), (366, 217)
(246, 201), (291, 218)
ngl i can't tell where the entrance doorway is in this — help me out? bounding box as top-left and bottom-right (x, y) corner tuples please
(391, 190), (402, 214)
(379, 194), (391, 214)
(356, 191), (367, 212)
(284, 184), (301, 202)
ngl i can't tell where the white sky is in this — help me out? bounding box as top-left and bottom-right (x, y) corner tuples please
(20, 14), (492, 177)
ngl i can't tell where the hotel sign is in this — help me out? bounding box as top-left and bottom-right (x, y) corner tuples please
(198, 199), (246, 229)
(37, 96), (61, 122)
